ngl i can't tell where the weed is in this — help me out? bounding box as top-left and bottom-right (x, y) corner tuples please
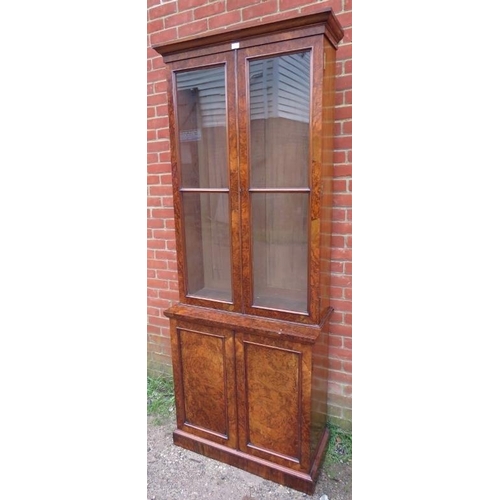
(147, 375), (175, 424)
(325, 421), (352, 464)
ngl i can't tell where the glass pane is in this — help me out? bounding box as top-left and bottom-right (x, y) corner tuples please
(176, 67), (228, 188)
(252, 193), (308, 313)
(249, 52), (310, 188)
(183, 192), (232, 302)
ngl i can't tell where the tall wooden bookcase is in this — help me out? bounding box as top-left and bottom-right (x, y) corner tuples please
(153, 9), (343, 494)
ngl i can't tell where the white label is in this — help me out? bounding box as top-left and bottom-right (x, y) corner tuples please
(231, 42), (240, 50)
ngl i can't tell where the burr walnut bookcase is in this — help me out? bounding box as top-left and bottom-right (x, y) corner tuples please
(152, 9), (343, 495)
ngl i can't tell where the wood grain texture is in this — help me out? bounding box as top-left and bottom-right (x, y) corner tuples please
(245, 341), (301, 459)
(235, 331), (312, 472)
(173, 320), (238, 447)
(165, 303), (324, 344)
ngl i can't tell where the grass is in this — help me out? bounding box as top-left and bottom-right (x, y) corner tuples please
(325, 420), (352, 464)
(147, 375), (176, 424)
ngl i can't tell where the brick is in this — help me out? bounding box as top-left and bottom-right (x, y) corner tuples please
(148, 259), (168, 269)
(148, 239), (166, 249)
(334, 135), (352, 150)
(336, 42), (351, 61)
(164, 10), (193, 29)
(342, 120), (352, 135)
(148, 278), (168, 289)
(251, 9), (300, 24)
(194, 1), (225, 19)
(148, 307), (160, 317)
(331, 299), (351, 312)
(329, 369), (352, 385)
(333, 164), (352, 177)
(333, 193), (351, 207)
(178, 0), (207, 9)
(149, 2), (177, 20)
(150, 28), (178, 46)
(227, 0), (260, 9)
(208, 10), (241, 29)
(147, 219), (164, 229)
(335, 74), (352, 91)
(147, 196), (162, 207)
(149, 186), (171, 196)
(147, 175), (160, 186)
(342, 27), (352, 43)
(331, 247), (351, 260)
(148, 316), (171, 328)
(148, 163), (169, 174)
(331, 274), (352, 287)
(332, 208), (346, 221)
(154, 81), (167, 93)
(242, 0), (277, 21)
(334, 105), (351, 120)
(155, 104), (169, 117)
(147, 324), (161, 334)
(148, 93), (166, 107)
(147, 18), (164, 34)
(178, 18), (208, 38)
(278, 0), (309, 11)
(156, 270), (178, 280)
(152, 208), (174, 218)
(148, 297), (172, 309)
(155, 250), (177, 261)
(331, 236), (344, 248)
(331, 323), (351, 337)
(336, 11), (352, 27)
(332, 222), (351, 235)
(148, 140), (169, 153)
(299, 1), (342, 15)
(332, 180), (346, 192)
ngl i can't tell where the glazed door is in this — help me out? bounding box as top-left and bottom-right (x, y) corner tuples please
(236, 37), (324, 323)
(167, 52), (242, 312)
(235, 331), (313, 471)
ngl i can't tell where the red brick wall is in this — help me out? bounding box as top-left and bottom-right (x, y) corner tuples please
(147, 0), (352, 427)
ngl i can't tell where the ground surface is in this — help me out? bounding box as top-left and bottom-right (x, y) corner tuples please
(147, 413), (352, 500)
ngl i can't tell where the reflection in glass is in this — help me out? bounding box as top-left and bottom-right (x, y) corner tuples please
(249, 51), (310, 188)
(176, 65), (232, 303)
(176, 67), (228, 188)
(249, 51), (311, 314)
(183, 192), (232, 302)
(252, 193), (308, 313)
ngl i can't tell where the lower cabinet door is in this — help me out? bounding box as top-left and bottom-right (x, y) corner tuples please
(235, 332), (312, 471)
(171, 320), (238, 448)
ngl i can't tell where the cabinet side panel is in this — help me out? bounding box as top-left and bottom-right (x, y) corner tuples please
(244, 341), (301, 460)
(319, 38), (337, 319)
(310, 321), (330, 458)
(178, 327), (228, 436)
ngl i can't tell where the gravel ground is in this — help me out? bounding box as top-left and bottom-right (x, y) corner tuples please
(147, 413), (352, 500)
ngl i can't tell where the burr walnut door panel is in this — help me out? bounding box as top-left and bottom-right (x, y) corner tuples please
(173, 321), (238, 448)
(235, 332), (312, 471)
